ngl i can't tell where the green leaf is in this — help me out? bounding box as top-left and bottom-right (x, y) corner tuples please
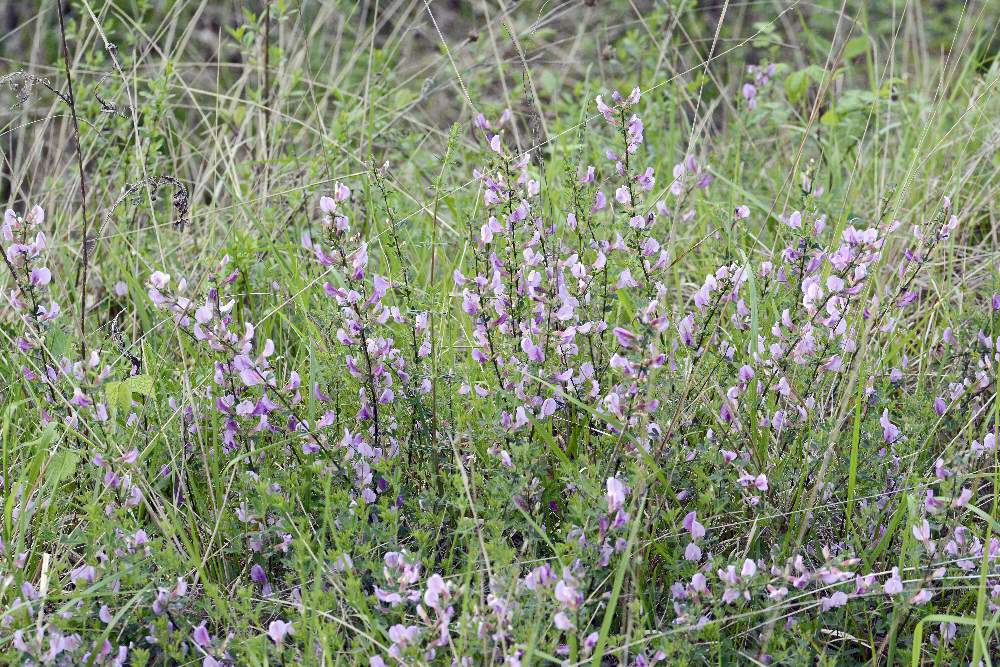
(785, 69), (810, 104)
(804, 64), (830, 84)
(843, 37), (869, 61)
(820, 107), (841, 126)
(47, 328), (70, 359)
(104, 381), (130, 414)
(686, 72), (708, 93)
(45, 449), (79, 489)
(128, 374), (154, 397)
(106, 374), (154, 415)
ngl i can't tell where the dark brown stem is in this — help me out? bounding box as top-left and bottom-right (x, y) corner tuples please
(57, 0), (92, 359)
(262, 0), (271, 191)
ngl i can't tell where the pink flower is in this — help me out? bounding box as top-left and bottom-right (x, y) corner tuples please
(267, 619), (293, 644)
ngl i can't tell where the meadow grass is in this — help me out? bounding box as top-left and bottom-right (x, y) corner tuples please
(2, 1), (1000, 665)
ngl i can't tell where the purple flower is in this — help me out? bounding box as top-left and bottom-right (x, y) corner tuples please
(682, 511), (705, 540)
(149, 271), (170, 290)
(595, 95), (614, 123)
(69, 564), (97, 585)
(612, 327), (638, 348)
(192, 622), (212, 648)
(912, 519), (934, 552)
(684, 542), (702, 561)
(29, 267), (51, 286)
(880, 409), (900, 444)
(614, 186), (631, 205)
(636, 167), (654, 190)
(99, 605), (113, 623)
(592, 190), (607, 212)
(554, 611), (573, 630)
(251, 563), (268, 585)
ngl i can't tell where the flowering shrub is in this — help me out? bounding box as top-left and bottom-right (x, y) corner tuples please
(3, 8), (1000, 665)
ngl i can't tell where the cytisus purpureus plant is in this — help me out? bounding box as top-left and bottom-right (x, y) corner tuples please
(1, 2), (1000, 665)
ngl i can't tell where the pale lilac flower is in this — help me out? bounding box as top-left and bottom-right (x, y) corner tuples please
(29, 267), (51, 286)
(883, 567), (903, 595)
(820, 591), (848, 610)
(682, 512), (705, 540)
(424, 573), (449, 608)
(267, 619), (293, 644)
(880, 409), (900, 444)
(606, 477), (627, 513)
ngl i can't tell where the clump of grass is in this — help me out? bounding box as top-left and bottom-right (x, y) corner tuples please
(1, 2), (1000, 665)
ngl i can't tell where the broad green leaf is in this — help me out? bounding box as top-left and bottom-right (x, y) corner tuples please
(820, 108), (841, 126)
(843, 37), (869, 60)
(785, 69), (809, 104)
(128, 374), (155, 397)
(45, 449), (79, 488)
